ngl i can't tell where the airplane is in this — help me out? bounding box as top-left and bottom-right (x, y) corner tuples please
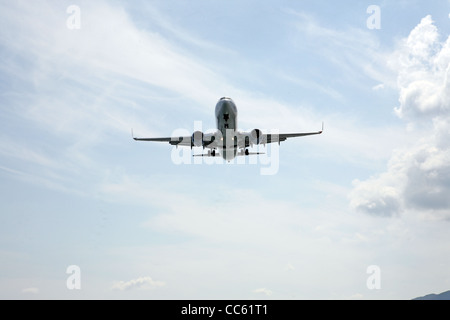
(132, 97), (323, 161)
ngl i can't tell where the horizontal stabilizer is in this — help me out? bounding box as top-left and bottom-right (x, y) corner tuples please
(245, 152), (265, 155)
(238, 151), (265, 156)
(193, 153), (220, 157)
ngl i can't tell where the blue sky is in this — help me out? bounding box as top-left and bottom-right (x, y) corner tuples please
(1, 0), (450, 299)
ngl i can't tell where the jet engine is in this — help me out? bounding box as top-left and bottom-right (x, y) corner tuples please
(191, 131), (205, 147)
(249, 129), (262, 145)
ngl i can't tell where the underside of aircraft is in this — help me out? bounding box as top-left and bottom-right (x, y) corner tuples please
(133, 97), (323, 161)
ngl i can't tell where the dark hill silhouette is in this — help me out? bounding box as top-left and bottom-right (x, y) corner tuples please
(413, 290), (450, 300)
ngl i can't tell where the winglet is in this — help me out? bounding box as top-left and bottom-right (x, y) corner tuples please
(320, 122), (324, 134)
(131, 128), (136, 140)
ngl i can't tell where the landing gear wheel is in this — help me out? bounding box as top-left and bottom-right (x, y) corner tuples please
(212, 150), (216, 157)
(245, 149), (249, 156)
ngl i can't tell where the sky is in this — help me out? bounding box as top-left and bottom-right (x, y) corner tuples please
(1, 0), (450, 300)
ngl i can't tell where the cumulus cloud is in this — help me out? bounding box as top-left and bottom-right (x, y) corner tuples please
(394, 16), (450, 119)
(111, 276), (165, 291)
(253, 288), (273, 296)
(350, 16), (450, 219)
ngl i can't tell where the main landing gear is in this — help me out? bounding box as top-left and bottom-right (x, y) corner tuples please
(238, 149), (250, 156)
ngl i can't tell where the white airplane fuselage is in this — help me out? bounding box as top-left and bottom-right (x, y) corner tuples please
(215, 97), (239, 161)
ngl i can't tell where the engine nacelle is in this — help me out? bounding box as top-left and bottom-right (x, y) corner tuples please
(191, 131), (204, 147)
(250, 129), (262, 145)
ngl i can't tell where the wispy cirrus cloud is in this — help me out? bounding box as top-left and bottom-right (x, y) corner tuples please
(0, 0), (232, 196)
(286, 8), (396, 89)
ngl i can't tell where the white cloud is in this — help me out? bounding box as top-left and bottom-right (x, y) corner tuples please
(285, 263), (295, 271)
(22, 287), (39, 294)
(253, 288), (272, 296)
(287, 9), (396, 89)
(372, 83), (385, 91)
(0, 136), (58, 169)
(394, 15), (450, 119)
(350, 15), (450, 219)
(347, 293), (363, 300)
(111, 276), (165, 291)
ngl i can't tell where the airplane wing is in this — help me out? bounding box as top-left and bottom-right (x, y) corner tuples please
(262, 123), (324, 144)
(131, 129), (193, 146)
(132, 136), (193, 146)
(132, 123), (323, 148)
(131, 130), (219, 148)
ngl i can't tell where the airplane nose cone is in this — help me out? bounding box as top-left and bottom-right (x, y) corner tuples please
(215, 98), (237, 118)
